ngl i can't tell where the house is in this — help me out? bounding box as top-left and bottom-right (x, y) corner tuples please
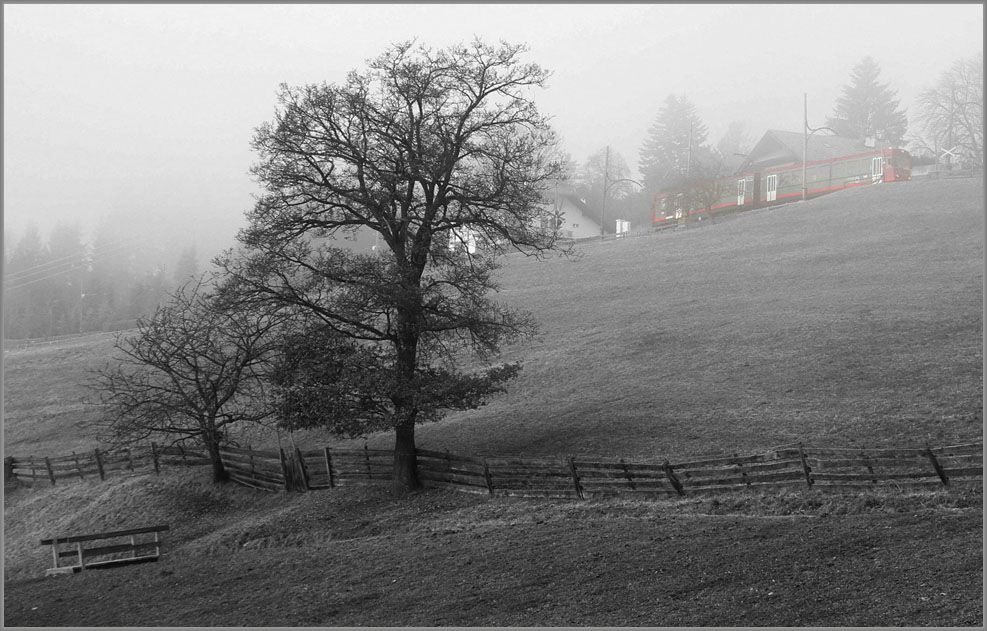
(543, 188), (604, 240)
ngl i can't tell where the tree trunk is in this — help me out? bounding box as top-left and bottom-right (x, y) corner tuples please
(202, 427), (228, 484)
(392, 421), (420, 494)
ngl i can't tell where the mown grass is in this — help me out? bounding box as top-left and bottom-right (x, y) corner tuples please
(4, 178), (982, 460)
(3, 469), (982, 626)
(3, 175), (984, 625)
(406, 178), (983, 457)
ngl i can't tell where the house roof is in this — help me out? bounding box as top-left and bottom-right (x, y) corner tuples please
(738, 129), (871, 173)
(558, 192), (602, 227)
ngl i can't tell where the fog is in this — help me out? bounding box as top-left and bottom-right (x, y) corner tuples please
(3, 3), (983, 257)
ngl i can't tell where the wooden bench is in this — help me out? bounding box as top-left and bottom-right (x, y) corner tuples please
(40, 524), (169, 576)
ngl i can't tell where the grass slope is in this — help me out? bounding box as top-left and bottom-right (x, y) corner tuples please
(3, 179), (984, 627)
(415, 177), (984, 456)
(3, 178), (983, 459)
(3, 470), (982, 626)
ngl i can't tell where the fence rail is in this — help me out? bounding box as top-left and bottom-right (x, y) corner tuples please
(5, 444), (210, 486)
(6, 441), (983, 500)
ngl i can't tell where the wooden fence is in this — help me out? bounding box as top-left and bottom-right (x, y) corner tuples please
(7, 441), (982, 499)
(5, 444), (210, 486)
(413, 443), (983, 498)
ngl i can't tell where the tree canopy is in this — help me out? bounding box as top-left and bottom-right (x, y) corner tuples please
(638, 94), (709, 194)
(219, 40), (565, 492)
(827, 56), (908, 145)
(916, 52), (983, 169)
(92, 278), (283, 482)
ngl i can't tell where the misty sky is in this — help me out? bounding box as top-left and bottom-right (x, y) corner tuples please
(4, 3), (983, 256)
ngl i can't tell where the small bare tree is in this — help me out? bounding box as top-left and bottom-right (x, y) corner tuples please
(91, 277), (284, 482)
(684, 147), (728, 221)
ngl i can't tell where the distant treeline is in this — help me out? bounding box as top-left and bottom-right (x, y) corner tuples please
(3, 222), (200, 340)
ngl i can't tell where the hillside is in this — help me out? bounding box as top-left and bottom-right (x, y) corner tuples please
(4, 468), (982, 626)
(3, 178), (983, 459)
(405, 177), (984, 455)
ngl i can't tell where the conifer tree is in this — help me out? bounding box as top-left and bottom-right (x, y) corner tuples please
(827, 56), (908, 145)
(638, 95), (709, 194)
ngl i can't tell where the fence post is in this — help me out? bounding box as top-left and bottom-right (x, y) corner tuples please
(620, 458), (636, 490)
(295, 447), (310, 491)
(735, 456), (750, 487)
(323, 447), (335, 488)
(4, 456), (14, 485)
(278, 448), (291, 492)
(50, 538), (60, 570)
(151, 443), (160, 475)
(364, 443), (373, 479)
(44, 456), (56, 486)
(179, 444), (188, 467)
(925, 445), (949, 487)
(662, 460), (684, 496)
(798, 444), (814, 487)
(862, 453), (877, 484)
(73, 452), (84, 480)
(482, 458), (494, 496)
(567, 456), (583, 499)
(93, 449), (105, 480)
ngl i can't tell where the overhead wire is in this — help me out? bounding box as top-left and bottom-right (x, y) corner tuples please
(4, 237), (150, 291)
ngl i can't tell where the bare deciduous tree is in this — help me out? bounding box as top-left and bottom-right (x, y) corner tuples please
(91, 277), (283, 482)
(916, 53), (984, 169)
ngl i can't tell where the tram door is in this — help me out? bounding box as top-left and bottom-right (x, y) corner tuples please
(871, 156), (884, 183)
(737, 179), (746, 206)
(766, 174), (778, 202)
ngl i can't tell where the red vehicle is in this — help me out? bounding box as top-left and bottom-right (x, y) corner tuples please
(653, 146), (912, 229)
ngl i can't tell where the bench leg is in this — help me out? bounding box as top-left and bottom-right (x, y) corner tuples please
(77, 542), (84, 569)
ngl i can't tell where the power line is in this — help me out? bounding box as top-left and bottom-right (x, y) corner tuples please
(4, 238), (148, 289)
(5, 237), (139, 281)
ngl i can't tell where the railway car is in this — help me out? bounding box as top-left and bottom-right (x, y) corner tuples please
(653, 144), (912, 229)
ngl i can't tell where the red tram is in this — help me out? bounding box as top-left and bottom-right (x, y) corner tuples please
(652, 146), (912, 228)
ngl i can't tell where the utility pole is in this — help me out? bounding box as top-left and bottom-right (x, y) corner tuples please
(803, 93), (808, 201)
(601, 145), (610, 241)
(802, 93), (836, 202)
(686, 121), (694, 177)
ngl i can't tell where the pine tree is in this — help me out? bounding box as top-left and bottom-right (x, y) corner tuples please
(716, 121), (753, 159)
(827, 56), (908, 145)
(46, 223), (87, 335)
(638, 95), (709, 193)
(172, 245), (199, 286)
(3, 225), (50, 339)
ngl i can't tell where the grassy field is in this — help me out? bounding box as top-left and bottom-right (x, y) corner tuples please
(3, 178), (982, 460)
(3, 470), (982, 626)
(3, 177), (983, 626)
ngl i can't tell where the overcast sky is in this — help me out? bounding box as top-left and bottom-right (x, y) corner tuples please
(4, 3), (983, 255)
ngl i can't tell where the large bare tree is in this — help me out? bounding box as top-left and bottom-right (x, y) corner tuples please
(218, 40), (565, 492)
